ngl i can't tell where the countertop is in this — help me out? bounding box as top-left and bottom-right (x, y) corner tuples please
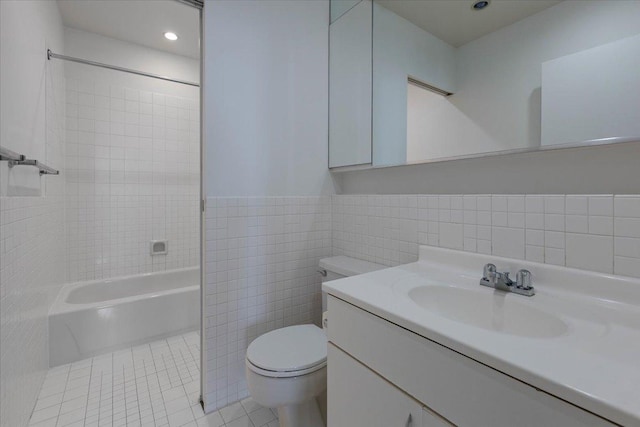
(323, 246), (640, 426)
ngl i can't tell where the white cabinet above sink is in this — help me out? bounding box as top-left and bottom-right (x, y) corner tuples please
(323, 246), (640, 426)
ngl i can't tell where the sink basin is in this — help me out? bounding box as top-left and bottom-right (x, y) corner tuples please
(408, 286), (568, 338)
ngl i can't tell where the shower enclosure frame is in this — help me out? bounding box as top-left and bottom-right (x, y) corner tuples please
(48, 0), (207, 410)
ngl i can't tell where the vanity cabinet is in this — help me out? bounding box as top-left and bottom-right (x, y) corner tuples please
(328, 343), (452, 426)
(326, 295), (616, 427)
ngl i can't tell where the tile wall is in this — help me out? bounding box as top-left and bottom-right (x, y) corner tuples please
(203, 197), (332, 412)
(64, 78), (200, 282)
(200, 193), (640, 414)
(333, 194), (640, 277)
(0, 57), (66, 426)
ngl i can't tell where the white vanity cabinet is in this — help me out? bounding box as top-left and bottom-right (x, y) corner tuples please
(328, 343), (452, 426)
(326, 295), (616, 427)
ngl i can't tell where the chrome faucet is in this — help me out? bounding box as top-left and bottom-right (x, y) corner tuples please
(480, 263), (535, 296)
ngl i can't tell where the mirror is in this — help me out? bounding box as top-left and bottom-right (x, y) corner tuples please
(329, 0), (640, 169)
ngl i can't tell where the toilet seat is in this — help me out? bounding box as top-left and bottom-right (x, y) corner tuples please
(246, 358), (327, 378)
(246, 324), (327, 378)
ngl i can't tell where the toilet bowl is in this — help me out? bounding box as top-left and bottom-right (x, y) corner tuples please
(246, 325), (327, 427)
(245, 256), (385, 427)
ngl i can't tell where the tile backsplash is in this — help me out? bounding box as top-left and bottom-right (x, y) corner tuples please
(333, 194), (640, 278)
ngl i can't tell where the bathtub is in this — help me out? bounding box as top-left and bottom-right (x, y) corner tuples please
(49, 267), (199, 366)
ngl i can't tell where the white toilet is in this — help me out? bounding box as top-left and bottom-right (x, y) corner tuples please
(245, 256), (385, 427)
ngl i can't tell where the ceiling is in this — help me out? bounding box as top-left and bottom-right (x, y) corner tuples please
(57, 0), (200, 59)
(376, 0), (562, 47)
(56, 0), (560, 59)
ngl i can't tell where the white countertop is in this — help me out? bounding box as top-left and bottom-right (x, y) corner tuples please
(323, 246), (640, 427)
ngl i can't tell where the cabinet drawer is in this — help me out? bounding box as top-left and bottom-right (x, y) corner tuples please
(329, 343), (454, 427)
(328, 343), (422, 427)
(327, 295), (615, 427)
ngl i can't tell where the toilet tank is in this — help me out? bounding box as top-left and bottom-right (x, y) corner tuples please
(319, 256), (385, 312)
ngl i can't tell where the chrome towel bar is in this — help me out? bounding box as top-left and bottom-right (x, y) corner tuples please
(0, 145), (59, 175)
(9, 159), (60, 175)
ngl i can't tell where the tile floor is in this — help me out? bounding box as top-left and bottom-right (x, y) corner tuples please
(29, 332), (278, 427)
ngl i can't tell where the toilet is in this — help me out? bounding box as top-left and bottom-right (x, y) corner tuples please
(245, 256), (385, 427)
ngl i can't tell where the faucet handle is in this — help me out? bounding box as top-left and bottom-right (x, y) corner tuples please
(516, 269), (532, 289)
(483, 263), (497, 280)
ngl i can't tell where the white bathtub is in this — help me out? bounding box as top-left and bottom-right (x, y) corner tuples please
(49, 267), (199, 366)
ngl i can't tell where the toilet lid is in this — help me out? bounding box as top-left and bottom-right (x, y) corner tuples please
(246, 325), (327, 373)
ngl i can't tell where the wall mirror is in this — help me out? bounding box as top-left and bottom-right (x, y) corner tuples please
(329, 0), (640, 169)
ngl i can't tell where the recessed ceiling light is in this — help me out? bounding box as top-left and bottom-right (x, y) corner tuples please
(164, 32), (178, 41)
(472, 0), (490, 10)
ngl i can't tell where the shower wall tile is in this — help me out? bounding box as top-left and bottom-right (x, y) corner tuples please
(203, 196), (332, 412)
(332, 194), (640, 279)
(0, 52), (66, 427)
(64, 78), (200, 282)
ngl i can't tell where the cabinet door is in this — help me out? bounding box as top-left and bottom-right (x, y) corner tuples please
(328, 343), (421, 426)
(329, 0), (372, 168)
(330, 0), (361, 23)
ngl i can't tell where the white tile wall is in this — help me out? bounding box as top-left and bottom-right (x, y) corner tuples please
(64, 78), (199, 281)
(615, 196), (640, 278)
(333, 194), (640, 278)
(0, 58), (66, 427)
(332, 195), (418, 266)
(203, 197), (332, 412)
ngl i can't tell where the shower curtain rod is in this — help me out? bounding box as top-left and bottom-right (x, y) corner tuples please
(47, 49), (200, 88)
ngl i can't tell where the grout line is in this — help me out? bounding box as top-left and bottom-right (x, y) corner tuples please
(132, 346), (142, 426)
(145, 352), (159, 427)
(80, 357), (94, 425)
(152, 338), (171, 424)
(53, 365), (72, 426)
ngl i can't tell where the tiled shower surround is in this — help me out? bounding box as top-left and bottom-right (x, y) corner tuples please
(203, 196), (332, 411)
(64, 78), (200, 282)
(332, 194), (640, 277)
(0, 59), (66, 426)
